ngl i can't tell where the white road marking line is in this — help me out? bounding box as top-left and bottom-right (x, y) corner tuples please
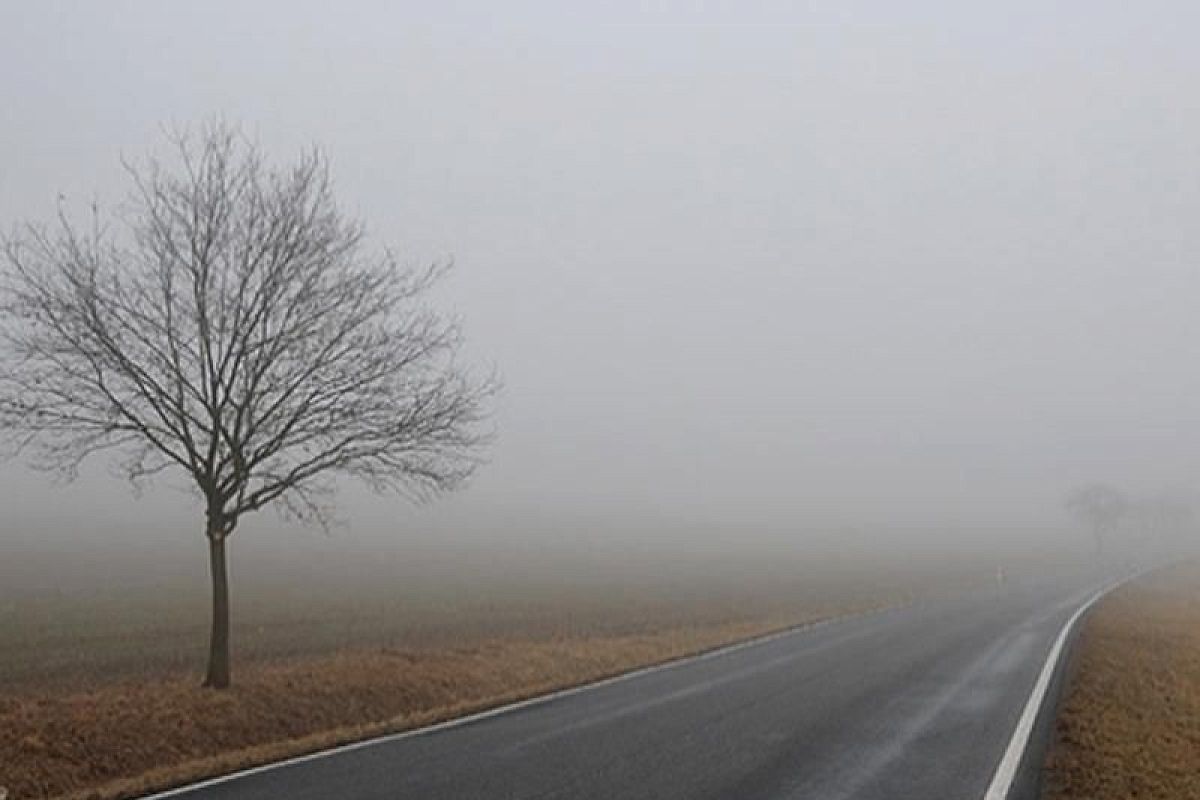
(981, 566), (1152, 800)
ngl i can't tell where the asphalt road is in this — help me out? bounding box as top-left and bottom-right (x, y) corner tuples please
(152, 569), (1112, 800)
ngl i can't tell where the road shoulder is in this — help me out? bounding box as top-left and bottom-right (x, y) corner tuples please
(1041, 561), (1200, 799)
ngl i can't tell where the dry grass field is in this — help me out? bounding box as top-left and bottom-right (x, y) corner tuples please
(0, 546), (958, 691)
(1043, 561), (1200, 799)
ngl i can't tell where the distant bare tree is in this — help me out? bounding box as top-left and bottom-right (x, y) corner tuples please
(0, 123), (495, 688)
(1065, 483), (1126, 558)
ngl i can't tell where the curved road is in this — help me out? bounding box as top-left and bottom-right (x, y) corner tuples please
(149, 569), (1114, 800)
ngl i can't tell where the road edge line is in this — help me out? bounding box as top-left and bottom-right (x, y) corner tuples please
(981, 564), (1155, 800)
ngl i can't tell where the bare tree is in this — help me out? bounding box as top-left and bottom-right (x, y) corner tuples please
(1065, 483), (1126, 558)
(0, 123), (495, 688)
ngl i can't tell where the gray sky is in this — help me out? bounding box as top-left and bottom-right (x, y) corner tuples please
(3, 1), (1200, 551)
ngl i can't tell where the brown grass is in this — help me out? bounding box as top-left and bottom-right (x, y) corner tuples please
(0, 549), (968, 692)
(1, 616), (829, 800)
(1043, 561), (1200, 799)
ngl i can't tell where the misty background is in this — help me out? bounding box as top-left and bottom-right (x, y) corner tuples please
(3, 2), (1200, 607)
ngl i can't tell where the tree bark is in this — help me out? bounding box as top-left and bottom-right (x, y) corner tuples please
(203, 532), (231, 689)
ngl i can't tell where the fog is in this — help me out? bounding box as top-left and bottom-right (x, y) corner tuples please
(4, 2), (1200, 585)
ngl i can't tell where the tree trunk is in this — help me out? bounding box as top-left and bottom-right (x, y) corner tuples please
(203, 532), (231, 689)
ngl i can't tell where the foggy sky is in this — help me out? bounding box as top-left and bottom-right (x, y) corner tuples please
(4, 2), (1200, 552)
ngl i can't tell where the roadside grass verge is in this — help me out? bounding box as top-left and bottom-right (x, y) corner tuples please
(1043, 561), (1200, 799)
